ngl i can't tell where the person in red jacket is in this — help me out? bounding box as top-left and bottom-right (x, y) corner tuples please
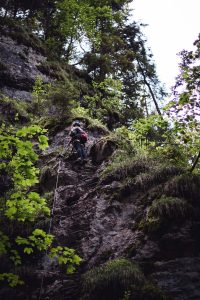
(69, 121), (87, 162)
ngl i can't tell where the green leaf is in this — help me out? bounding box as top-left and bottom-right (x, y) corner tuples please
(24, 247), (33, 254)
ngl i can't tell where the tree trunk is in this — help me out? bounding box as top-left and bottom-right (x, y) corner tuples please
(4, 0), (9, 18)
(137, 59), (162, 116)
(190, 150), (200, 173)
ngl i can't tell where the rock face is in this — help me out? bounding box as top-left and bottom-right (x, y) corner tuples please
(90, 138), (117, 164)
(1, 20), (200, 300)
(18, 126), (198, 300)
(152, 257), (200, 300)
(0, 20), (90, 103)
(0, 34), (50, 101)
(1, 125), (200, 300)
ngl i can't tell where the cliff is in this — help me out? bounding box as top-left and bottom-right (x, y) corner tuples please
(1, 19), (200, 300)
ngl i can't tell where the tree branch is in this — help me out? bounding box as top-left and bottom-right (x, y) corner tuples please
(190, 150), (200, 173)
(136, 58), (162, 115)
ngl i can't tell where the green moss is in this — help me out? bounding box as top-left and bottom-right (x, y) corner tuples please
(71, 106), (109, 134)
(103, 162), (184, 204)
(82, 258), (167, 300)
(37, 115), (71, 133)
(132, 165), (183, 192)
(137, 195), (194, 234)
(137, 217), (161, 233)
(87, 118), (109, 134)
(102, 152), (148, 182)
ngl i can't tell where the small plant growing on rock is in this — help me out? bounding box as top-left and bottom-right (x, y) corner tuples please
(148, 196), (193, 220)
(49, 246), (82, 274)
(82, 258), (166, 300)
(139, 195), (195, 233)
(82, 258), (144, 300)
(32, 76), (51, 115)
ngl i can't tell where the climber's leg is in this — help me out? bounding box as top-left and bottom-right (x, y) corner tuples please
(73, 141), (84, 161)
(80, 144), (86, 160)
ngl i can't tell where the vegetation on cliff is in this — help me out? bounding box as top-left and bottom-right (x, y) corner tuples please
(0, 0), (199, 299)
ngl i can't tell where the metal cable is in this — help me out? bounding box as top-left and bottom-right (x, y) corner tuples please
(38, 160), (61, 300)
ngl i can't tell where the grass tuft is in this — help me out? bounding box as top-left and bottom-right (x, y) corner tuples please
(148, 196), (194, 220)
(82, 259), (144, 300)
(164, 173), (200, 203)
(102, 153), (148, 182)
(132, 164), (183, 191)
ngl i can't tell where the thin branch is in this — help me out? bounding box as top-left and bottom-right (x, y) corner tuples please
(136, 58), (162, 115)
(190, 150), (200, 173)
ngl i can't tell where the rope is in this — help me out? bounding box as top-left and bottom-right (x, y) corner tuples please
(38, 160), (62, 300)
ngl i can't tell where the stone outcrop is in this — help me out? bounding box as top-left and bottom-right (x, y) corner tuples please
(1, 19), (200, 300)
(0, 34), (50, 101)
(0, 20), (88, 102)
(1, 121), (200, 300)
(19, 126), (198, 300)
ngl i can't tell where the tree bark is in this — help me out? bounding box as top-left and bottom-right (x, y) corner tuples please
(3, 0), (9, 18)
(190, 150), (200, 173)
(137, 59), (162, 116)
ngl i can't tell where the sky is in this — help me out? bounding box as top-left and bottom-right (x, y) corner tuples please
(130, 0), (200, 92)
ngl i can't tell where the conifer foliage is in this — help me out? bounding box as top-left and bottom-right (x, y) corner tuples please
(0, 0), (163, 121)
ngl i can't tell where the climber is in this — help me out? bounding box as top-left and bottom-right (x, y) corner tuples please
(69, 121), (88, 162)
